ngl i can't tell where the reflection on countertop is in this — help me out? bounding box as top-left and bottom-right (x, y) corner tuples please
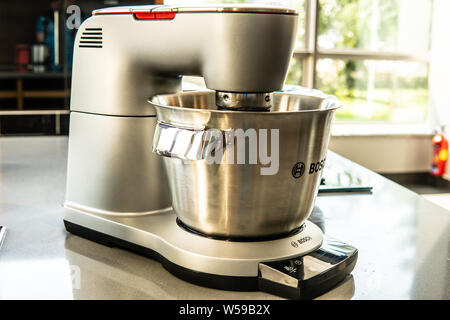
(0, 137), (448, 299)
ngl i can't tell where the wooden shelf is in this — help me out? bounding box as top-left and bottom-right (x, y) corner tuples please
(0, 110), (69, 115)
(23, 90), (71, 98)
(0, 91), (17, 99)
(0, 90), (70, 99)
(0, 74), (70, 110)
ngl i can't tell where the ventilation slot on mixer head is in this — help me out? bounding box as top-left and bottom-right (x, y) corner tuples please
(79, 28), (103, 48)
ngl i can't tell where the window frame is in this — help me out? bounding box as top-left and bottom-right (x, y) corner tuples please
(297, 0), (430, 90)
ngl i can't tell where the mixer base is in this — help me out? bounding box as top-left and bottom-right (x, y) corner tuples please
(64, 220), (258, 291)
(63, 207), (357, 299)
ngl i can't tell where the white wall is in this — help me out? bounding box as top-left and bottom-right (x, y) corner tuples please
(429, 0), (450, 180)
(429, 0), (450, 130)
(329, 134), (433, 174)
(331, 1), (450, 176)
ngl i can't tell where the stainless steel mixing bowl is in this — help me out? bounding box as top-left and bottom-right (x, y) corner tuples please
(150, 89), (340, 238)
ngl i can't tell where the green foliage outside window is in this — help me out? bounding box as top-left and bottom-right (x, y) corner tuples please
(318, 0), (431, 122)
(169, 0), (432, 122)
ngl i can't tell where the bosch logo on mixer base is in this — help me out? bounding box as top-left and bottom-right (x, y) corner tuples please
(291, 236), (312, 248)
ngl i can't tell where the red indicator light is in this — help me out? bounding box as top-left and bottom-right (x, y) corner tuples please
(134, 12), (176, 20)
(155, 12), (176, 20)
(135, 13), (156, 19)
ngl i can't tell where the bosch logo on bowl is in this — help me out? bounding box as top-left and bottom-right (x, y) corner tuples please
(292, 162), (305, 179)
(292, 158), (326, 179)
(309, 158), (326, 174)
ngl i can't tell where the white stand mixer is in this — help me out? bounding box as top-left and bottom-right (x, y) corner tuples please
(63, 4), (357, 299)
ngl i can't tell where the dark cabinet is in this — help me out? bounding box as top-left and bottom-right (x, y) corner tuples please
(0, 0), (160, 135)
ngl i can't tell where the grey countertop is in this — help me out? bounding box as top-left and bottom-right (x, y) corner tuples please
(0, 137), (448, 300)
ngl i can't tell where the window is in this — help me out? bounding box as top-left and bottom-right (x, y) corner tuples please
(165, 0), (433, 123)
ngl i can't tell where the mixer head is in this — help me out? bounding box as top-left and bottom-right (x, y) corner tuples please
(71, 4), (298, 116)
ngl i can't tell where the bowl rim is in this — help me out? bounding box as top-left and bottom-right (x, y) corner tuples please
(148, 89), (342, 115)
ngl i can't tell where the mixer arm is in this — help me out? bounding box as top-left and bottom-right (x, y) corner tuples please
(71, 7), (298, 116)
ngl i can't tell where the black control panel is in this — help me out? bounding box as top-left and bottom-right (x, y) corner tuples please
(258, 236), (358, 299)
